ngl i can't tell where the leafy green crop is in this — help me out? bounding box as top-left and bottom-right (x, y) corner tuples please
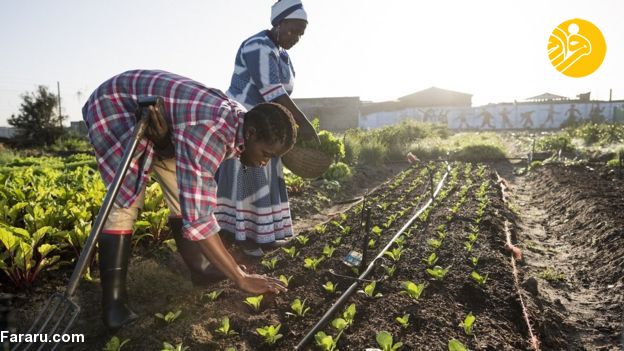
(304, 256), (324, 271)
(102, 336), (130, 351)
(376, 331), (403, 351)
(244, 295), (263, 312)
(460, 312), (476, 336)
(287, 298), (310, 317)
(426, 266), (450, 280)
(470, 271), (488, 286)
(215, 316), (237, 337)
(395, 314), (410, 329)
(358, 281), (382, 298)
(154, 310), (181, 324)
(322, 281), (337, 294)
(256, 324), (283, 345)
(402, 281), (426, 301)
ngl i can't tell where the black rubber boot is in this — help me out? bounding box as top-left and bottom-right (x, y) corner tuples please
(169, 217), (226, 287)
(99, 234), (138, 329)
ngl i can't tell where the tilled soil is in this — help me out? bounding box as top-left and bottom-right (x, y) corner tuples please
(501, 163), (624, 351)
(7, 161), (623, 350)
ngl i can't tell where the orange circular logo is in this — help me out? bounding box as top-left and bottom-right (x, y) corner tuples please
(548, 18), (606, 77)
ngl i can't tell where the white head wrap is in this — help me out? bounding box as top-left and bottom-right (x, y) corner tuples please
(271, 0), (307, 26)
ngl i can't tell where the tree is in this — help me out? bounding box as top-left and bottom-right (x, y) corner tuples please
(8, 85), (66, 145)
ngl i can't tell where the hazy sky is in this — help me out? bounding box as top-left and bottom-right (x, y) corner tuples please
(1, 0), (623, 126)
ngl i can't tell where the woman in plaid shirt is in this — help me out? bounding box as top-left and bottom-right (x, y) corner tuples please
(83, 69), (290, 329)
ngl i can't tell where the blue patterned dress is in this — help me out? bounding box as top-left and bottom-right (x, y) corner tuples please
(215, 30), (295, 244)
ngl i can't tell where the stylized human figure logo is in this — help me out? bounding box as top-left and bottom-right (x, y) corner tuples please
(548, 18), (606, 77)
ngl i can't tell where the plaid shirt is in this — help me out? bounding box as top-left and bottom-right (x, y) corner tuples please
(82, 70), (246, 241)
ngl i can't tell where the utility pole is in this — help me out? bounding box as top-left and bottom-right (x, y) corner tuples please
(57, 81), (63, 129)
(609, 88), (612, 102)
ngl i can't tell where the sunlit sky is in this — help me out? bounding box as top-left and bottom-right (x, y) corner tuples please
(1, 0), (623, 126)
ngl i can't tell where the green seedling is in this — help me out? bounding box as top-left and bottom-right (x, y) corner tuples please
(460, 312), (476, 336)
(296, 235), (310, 245)
(340, 225), (352, 236)
(278, 275), (292, 287)
(427, 238), (442, 250)
(426, 266), (450, 280)
(154, 310), (181, 324)
(315, 331), (338, 351)
(314, 224), (327, 234)
(322, 281), (337, 293)
(383, 247), (403, 262)
(368, 238), (376, 249)
(203, 289), (223, 302)
(304, 256), (324, 271)
(261, 257), (279, 271)
(470, 271), (488, 286)
(331, 317), (348, 331)
(358, 281), (382, 298)
(394, 235), (406, 248)
(372, 226), (382, 237)
(464, 241), (474, 252)
(282, 246), (298, 258)
(467, 232), (478, 243)
(470, 256), (479, 267)
(287, 298), (310, 317)
(161, 342), (189, 351)
(422, 252), (438, 267)
(395, 314), (410, 329)
(102, 336), (130, 351)
(382, 264), (396, 277)
(256, 324), (283, 345)
(243, 295), (263, 311)
(342, 303), (356, 326)
(402, 281), (425, 301)
(448, 338), (468, 351)
(376, 331), (403, 351)
(215, 316), (237, 336)
(331, 237), (342, 246)
(322, 245), (336, 258)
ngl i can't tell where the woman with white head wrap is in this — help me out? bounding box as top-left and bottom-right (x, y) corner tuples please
(216, 0), (318, 257)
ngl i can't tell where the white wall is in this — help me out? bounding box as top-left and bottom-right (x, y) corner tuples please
(359, 102), (624, 130)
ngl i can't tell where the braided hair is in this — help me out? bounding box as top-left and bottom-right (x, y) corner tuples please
(244, 102), (297, 148)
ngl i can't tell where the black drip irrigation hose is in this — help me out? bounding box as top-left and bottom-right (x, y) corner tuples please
(295, 163), (451, 350)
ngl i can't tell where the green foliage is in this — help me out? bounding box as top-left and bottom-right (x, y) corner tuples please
(322, 245), (336, 258)
(383, 247), (403, 262)
(470, 271), (489, 286)
(536, 133), (574, 152)
(244, 295), (263, 311)
(322, 281), (337, 294)
(315, 331), (339, 351)
(324, 162), (352, 181)
(278, 275), (293, 287)
(296, 235), (310, 245)
(256, 324), (283, 345)
(448, 338), (468, 351)
(376, 331), (403, 351)
(298, 121), (345, 160)
(161, 342), (189, 351)
(460, 312), (476, 336)
(395, 314), (410, 328)
(154, 310), (182, 324)
(203, 289), (223, 302)
(0, 225), (59, 289)
(8, 85), (66, 145)
(426, 265), (450, 280)
(304, 256), (324, 271)
(102, 336), (130, 351)
(358, 281), (382, 298)
(287, 298), (311, 317)
(422, 252), (439, 267)
(261, 257), (279, 271)
(281, 246), (298, 258)
(215, 316), (237, 336)
(402, 281), (426, 301)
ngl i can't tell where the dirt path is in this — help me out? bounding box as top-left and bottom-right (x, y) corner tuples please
(495, 161), (623, 350)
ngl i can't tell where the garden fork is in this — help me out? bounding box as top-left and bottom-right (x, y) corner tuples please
(12, 96), (163, 351)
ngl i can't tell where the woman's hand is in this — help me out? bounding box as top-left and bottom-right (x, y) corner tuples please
(236, 272), (288, 294)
